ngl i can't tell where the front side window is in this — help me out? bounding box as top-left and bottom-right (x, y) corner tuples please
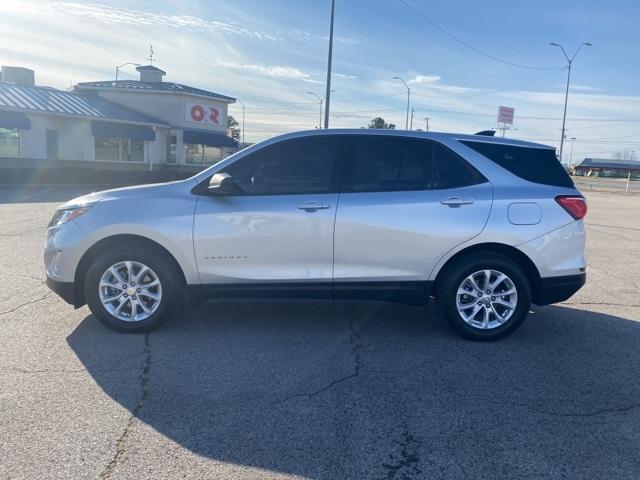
(224, 136), (338, 195)
(0, 128), (20, 156)
(95, 137), (143, 162)
(348, 136), (484, 192)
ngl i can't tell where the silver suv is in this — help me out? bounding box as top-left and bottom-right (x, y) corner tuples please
(45, 130), (586, 340)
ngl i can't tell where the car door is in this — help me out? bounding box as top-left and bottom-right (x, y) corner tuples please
(193, 135), (341, 298)
(333, 135), (493, 302)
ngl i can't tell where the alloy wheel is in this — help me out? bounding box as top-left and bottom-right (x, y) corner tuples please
(455, 269), (518, 330)
(98, 261), (162, 322)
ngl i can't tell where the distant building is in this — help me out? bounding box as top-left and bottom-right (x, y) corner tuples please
(0, 65), (237, 172)
(573, 158), (640, 178)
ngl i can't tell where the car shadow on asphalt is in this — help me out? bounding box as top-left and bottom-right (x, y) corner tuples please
(67, 302), (640, 478)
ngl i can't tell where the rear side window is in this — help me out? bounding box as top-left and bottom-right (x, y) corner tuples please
(348, 136), (485, 192)
(460, 140), (574, 188)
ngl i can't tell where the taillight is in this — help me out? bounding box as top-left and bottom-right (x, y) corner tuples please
(555, 195), (587, 220)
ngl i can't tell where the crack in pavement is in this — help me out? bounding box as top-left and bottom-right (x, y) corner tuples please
(98, 333), (152, 480)
(0, 292), (52, 316)
(274, 304), (362, 405)
(4, 273), (45, 283)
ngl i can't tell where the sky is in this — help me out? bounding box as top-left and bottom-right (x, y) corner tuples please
(1, 0), (640, 162)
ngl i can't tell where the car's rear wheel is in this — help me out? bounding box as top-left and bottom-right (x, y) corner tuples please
(436, 253), (532, 341)
(85, 246), (179, 332)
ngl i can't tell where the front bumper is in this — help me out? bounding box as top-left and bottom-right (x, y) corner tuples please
(535, 273), (586, 305)
(46, 276), (77, 306)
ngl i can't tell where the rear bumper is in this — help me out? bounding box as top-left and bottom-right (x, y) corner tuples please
(46, 276), (77, 307)
(535, 273), (586, 305)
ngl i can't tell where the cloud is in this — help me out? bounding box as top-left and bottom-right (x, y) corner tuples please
(0, 1), (277, 40)
(335, 73), (357, 79)
(408, 74), (442, 85)
(571, 84), (601, 92)
(218, 62), (322, 83)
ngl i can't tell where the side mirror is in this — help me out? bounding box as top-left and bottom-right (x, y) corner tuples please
(207, 173), (240, 195)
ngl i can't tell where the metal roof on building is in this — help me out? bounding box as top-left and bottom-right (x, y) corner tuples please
(0, 81), (167, 126)
(75, 80), (236, 102)
(577, 157), (640, 170)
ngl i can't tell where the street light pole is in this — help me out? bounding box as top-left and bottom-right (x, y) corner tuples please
(569, 137), (577, 167)
(393, 76), (410, 130)
(550, 42), (592, 162)
(423, 117), (431, 132)
(307, 92), (323, 128)
(237, 100), (245, 145)
(323, 0), (336, 129)
(115, 62), (141, 81)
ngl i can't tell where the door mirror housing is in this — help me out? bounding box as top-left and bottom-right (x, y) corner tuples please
(207, 173), (240, 195)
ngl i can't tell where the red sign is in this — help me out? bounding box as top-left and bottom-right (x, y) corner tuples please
(498, 106), (515, 125)
(186, 102), (220, 125)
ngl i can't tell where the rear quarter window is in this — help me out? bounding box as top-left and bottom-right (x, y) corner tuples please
(460, 140), (574, 188)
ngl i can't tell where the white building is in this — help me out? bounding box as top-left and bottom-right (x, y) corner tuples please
(0, 65), (237, 176)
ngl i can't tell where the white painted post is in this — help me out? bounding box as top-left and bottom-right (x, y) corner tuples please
(626, 170), (631, 194)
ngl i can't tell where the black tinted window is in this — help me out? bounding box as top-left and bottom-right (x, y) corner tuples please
(225, 137), (338, 194)
(460, 140), (574, 188)
(349, 137), (485, 192)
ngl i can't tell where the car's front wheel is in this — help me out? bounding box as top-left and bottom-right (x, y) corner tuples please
(85, 246), (179, 332)
(436, 253), (532, 341)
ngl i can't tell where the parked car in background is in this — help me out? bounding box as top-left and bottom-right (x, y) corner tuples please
(45, 129), (587, 341)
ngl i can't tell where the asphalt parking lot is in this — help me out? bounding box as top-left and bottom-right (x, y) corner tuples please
(1, 184), (639, 480)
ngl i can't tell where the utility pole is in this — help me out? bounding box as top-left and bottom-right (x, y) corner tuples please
(393, 76), (410, 130)
(550, 41), (592, 162)
(323, 0), (336, 129)
(423, 117), (431, 132)
(569, 137), (577, 167)
(307, 92), (324, 129)
(410, 108), (415, 130)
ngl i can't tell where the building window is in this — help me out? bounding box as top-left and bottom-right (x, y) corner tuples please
(0, 128), (20, 157)
(46, 129), (58, 159)
(168, 135), (177, 163)
(95, 137), (144, 162)
(185, 144), (223, 165)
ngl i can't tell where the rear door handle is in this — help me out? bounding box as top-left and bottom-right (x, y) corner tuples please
(297, 201), (330, 211)
(441, 196), (474, 207)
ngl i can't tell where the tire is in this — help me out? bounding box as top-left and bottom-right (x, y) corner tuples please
(84, 244), (180, 333)
(436, 253), (532, 341)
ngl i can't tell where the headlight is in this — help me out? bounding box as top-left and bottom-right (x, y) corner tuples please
(48, 206), (92, 227)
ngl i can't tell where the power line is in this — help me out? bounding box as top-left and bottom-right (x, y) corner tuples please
(245, 106), (406, 115)
(396, 0), (562, 71)
(412, 70), (561, 99)
(335, 92), (406, 104)
(243, 104), (640, 123)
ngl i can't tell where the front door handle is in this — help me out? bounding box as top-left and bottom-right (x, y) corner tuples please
(441, 196), (474, 207)
(297, 201), (330, 211)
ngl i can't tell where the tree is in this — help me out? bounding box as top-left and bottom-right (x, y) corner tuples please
(227, 115), (240, 141)
(367, 117), (395, 129)
(613, 150), (637, 161)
